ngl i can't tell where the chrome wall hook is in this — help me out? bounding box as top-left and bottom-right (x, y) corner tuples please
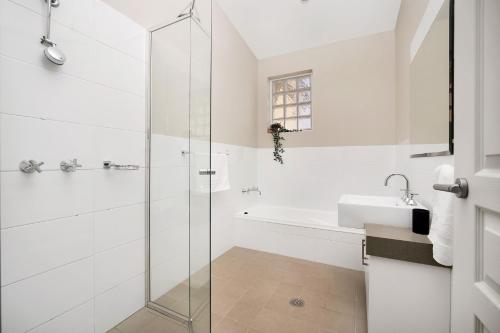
(19, 160), (44, 173)
(60, 159), (82, 172)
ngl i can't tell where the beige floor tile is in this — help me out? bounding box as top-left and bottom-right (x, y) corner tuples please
(113, 247), (364, 333)
(264, 292), (294, 316)
(280, 270), (308, 286)
(275, 282), (304, 297)
(214, 318), (249, 333)
(244, 277), (280, 294)
(300, 289), (327, 309)
(354, 298), (367, 321)
(284, 317), (321, 333)
(211, 312), (224, 328)
(317, 308), (355, 333)
(355, 319), (367, 333)
(211, 292), (241, 316)
(249, 309), (289, 333)
(325, 293), (355, 316)
(216, 278), (249, 300)
(106, 329), (122, 333)
(239, 286), (276, 308)
(141, 316), (188, 333)
(116, 308), (159, 333)
(226, 300), (262, 325)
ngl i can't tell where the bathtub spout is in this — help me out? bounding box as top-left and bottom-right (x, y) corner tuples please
(242, 186), (261, 195)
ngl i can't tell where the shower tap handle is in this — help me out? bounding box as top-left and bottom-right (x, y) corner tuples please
(31, 160), (44, 172)
(19, 160), (44, 173)
(60, 159), (82, 172)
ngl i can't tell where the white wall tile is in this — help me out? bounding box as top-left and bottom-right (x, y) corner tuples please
(29, 301), (94, 333)
(0, 0), (145, 92)
(1, 170), (94, 228)
(92, 127), (146, 168)
(395, 144), (454, 208)
(1, 214), (93, 286)
(0, 56), (145, 132)
(150, 196), (189, 234)
(150, 166), (189, 202)
(0, 114), (95, 171)
(150, 135), (189, 168)
(94, 203), (145, 252)
(94, 239), (145, 296)
(0, 1), (146, 331)
(94, 273), (145, 333)
(92, 0), (146, 61)
(92, 169), (145, 211)
(1, 258), (93, 333)
(94, 41), (145, 96)
(257, 145), (398, 211)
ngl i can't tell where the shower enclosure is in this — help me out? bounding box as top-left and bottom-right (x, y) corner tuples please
(146, 1), (211, 331)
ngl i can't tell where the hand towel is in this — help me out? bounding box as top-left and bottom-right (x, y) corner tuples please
(428, 164), (455, 266)
(194, 152), (230, 193)
(210, 153), (230, 192)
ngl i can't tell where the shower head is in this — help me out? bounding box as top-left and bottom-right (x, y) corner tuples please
(44, 44), (66, 65)
(41, 0), (65, 65)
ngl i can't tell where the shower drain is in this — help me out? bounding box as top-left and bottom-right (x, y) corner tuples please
(289, 297), (305, 307)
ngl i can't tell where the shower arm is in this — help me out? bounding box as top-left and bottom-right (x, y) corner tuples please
(42, 0), (59, 46)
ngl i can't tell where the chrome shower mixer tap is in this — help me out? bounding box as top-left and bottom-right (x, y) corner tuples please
(60, 159), (82, 172)
(19, 160), (44, 173)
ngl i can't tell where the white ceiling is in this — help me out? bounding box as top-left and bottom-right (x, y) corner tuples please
(103, 0), (402, 59)
(216, 0), (402, 59)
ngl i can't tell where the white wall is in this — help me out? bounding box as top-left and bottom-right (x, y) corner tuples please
(257, 145), (399, 211)
(0, 0), (147, 332)
(211, 142), (258, 259)
(395, 144), (454, 208)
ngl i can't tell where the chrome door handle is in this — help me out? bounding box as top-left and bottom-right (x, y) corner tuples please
(433, 178), (469, 199)
(362, 239), (369, 266)
(198, 169), (215, 176)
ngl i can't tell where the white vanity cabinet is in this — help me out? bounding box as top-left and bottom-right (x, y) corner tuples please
(364, 224), (451, 333)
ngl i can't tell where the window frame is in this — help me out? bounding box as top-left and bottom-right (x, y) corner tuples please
(268, 70), (313, 131)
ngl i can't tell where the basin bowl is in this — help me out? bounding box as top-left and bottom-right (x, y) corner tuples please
(338, 194), (427, 229)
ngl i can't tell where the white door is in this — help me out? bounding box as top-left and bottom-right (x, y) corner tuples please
(452, 0), (500, 332)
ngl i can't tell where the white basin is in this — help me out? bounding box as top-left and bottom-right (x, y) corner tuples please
(338, 194), (427, 229)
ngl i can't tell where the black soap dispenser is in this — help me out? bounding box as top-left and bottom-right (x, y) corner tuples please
(412, 208), (430, 235)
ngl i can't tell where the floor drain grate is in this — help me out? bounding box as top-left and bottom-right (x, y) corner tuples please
(289, 297), (305, 307)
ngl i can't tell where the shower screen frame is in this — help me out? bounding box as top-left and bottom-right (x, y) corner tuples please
(144, 7), (212, 329)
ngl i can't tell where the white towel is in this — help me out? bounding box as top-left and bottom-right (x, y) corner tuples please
(210, 153), (230, 193)
(428, 164), (455, 266)
(194, 153), (230, 193)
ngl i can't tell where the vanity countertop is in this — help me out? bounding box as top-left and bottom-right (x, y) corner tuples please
(365, 223), (449, 268)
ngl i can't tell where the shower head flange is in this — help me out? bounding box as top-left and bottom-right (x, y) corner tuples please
(46, 0), (60, 8)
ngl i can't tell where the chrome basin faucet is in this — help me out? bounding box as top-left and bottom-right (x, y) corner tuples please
(384, 173), (411, 203)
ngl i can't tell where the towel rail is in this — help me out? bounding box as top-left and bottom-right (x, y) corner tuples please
(181, 150), (229, 156)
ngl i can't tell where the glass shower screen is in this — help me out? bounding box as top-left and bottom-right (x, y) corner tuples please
(147, 3), (211, 331)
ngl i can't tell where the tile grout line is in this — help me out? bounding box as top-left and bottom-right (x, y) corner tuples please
(0, 52), (146, 99)
(0, 112), (147, 134)
(0, 201), (146, 231)
(1, 237), (146, 288)
(5, 0), (148, 64)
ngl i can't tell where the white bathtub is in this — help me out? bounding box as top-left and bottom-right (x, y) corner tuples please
(234, 205), (365, 270)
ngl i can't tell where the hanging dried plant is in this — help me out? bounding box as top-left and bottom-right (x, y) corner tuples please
(267, 123), (300, 164)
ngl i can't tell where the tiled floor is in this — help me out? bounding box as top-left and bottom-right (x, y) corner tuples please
(107, 307), (189, 333)
(110, 246), (367, 333)
(211, 247), (367, 333)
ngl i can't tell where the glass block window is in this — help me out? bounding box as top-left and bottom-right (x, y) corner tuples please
(270, 71), (312, 130)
